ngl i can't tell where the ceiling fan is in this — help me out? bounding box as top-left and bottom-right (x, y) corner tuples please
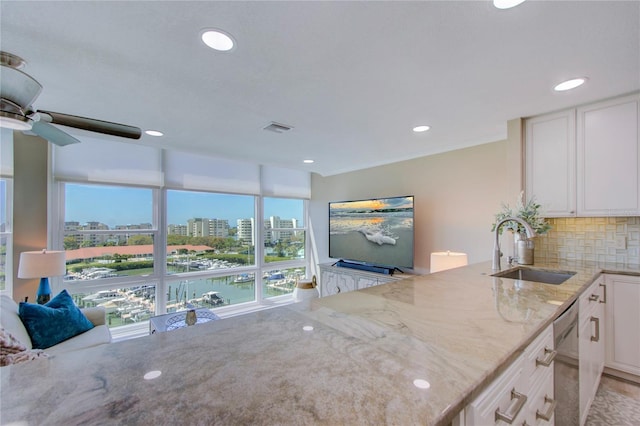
(0, 51), (141, 146)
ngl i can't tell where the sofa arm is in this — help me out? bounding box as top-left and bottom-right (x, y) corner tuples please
(81, 307), (107, 326)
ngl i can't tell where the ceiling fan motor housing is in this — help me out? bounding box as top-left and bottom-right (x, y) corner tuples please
(0, 62), (42, 113)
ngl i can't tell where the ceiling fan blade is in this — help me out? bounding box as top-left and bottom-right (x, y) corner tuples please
(38, 110), (142, 139)
(30, 120), (81, 146)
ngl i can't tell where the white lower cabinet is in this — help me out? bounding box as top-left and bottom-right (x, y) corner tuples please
(604, 274), (640, 378)
(578, 277), (606, 426)
(465, 325), (555, 425)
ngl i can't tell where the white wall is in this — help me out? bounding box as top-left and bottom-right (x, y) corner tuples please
(310, 138), (520, 274)
(13, 132), (49, 302)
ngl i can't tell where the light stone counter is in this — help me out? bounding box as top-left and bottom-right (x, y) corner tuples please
(1, 261), (639, 425)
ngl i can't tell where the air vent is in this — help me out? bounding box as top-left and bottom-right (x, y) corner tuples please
(263, 122), (293, 133)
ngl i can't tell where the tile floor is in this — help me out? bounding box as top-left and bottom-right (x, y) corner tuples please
(585, 374), (640, 426)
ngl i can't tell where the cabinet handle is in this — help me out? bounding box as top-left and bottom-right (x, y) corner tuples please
(590, 316), (600, 342)
(588, 294), (600, 302)
(535, 347), (557, 367)
(536, 395), (557, 422)
(495, 388), (528, 424)
(599, 283), (607, 304)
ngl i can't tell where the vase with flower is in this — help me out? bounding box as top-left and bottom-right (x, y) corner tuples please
(492, 192), (551, 265)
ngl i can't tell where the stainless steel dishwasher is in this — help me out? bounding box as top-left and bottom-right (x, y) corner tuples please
(554, 300), (580, 425)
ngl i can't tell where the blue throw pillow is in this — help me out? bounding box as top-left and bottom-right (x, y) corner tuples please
(18, 289), (94, 350)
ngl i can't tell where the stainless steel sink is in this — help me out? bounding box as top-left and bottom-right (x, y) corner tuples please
(491, 267), (576, 285)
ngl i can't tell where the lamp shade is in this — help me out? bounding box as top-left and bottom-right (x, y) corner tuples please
(18, 250), (66, 279)
(430, 251), (468, 273)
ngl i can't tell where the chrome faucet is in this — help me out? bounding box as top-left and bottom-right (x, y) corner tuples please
(492, 217), (535, 271)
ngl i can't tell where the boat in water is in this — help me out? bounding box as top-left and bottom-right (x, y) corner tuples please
(201, 291), (225, 306)
(233, 273), (253, 283)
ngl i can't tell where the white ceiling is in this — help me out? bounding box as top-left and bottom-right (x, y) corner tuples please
(1, 1), (638, 176)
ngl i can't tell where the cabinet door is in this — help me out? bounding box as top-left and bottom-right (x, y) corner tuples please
(320, 270), (357, 296)
(577, 94), (640, 216)
(356, 276), (379, 289)
(526, 109), (577, 217)
(605, 274), (640, 376)
(578, 278), (606, 426)
(579, 309), (596, 426)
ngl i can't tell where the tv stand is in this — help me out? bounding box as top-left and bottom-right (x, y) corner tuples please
(319, 262), (408, 297)
(333, 260), (399, 276)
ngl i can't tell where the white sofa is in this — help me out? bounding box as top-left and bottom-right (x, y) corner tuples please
(0, 295), (112, 356)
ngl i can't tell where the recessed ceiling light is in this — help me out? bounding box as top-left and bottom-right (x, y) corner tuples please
(145, 130), (164, 137)
(303, 159), (314, 164)
(554, 78), (588, 92)
(493, 0), (527, 9)
(201, 29), (235, 51)
(413, 125), (430, 133)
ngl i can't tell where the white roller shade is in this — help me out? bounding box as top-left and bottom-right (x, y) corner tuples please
(262, 165), (311, 199)
(53, 137), (163, 186)
(0, 129), (13, 177)
(164, 150), (261, 194)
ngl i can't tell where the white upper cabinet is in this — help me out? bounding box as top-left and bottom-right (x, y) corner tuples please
(526, 109), (577, 216)
(525, 93), (640, 217)
(577, 95), (640, 216)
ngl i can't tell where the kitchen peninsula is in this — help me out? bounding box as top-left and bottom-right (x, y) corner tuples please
(1, 261), (638, 425)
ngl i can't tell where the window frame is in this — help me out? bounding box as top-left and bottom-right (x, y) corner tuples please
(0, 178), (13, 297)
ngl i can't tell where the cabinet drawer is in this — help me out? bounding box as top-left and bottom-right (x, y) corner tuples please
(466, 355), (527, 425)
(579, 279), (604, 318)
(527, 369), (555, 425)
(525, 326), (555, 390)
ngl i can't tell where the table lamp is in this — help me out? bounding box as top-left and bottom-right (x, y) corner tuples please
(430, 251), (468, 273)
(18, 249), (66, 304)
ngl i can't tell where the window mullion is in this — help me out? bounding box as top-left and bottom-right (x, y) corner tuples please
(255, 195), (264, 302)
(156, 187), (167, 315)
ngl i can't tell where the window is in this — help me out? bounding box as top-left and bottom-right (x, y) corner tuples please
(0, 178), (12, 294)
(52, 142), (310, 335)
(166, 190), (257, 308)
(1, 131), (13, 297)
(63, 183), (156, 280)
(264, 198), (305, 263)
(58, 183), (158, 329)
(262, 198), (307, 298)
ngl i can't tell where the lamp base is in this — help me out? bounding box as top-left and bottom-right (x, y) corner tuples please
(36, 277), (51, 305)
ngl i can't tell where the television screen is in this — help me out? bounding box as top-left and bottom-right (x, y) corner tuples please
(329, 195), (414, 269)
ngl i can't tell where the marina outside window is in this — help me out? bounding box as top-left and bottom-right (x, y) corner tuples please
(72, 284), (157, 328)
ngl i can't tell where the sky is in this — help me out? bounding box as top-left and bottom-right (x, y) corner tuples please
(64, 184), (303, 228)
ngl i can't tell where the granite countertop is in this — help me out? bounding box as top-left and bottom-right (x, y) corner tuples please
(1, 261), (639, 425)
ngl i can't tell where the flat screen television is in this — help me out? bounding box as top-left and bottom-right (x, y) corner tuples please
(329, 195), (414, 269)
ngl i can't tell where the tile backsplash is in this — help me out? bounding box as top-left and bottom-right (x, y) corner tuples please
(535, 217), (640, 265)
